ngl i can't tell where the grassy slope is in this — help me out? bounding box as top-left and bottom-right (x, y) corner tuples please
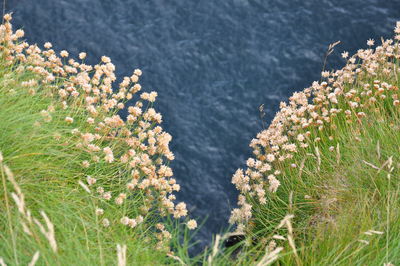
(1, 19), (399, 266)
(219, 53), (400, 264)
(0, 55), (193, 265)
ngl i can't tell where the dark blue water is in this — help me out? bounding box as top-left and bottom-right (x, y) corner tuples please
(8, 0), (400, 248)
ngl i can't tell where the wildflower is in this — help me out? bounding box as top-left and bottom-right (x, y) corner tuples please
(79, 52), (87, 59)
(148, 91), (158, 102)
(126, 181), (137, 190)
(130, 74), (139, 83)
(266, 154), (275, 162)
(60, 50), (69, 57)
(82, 160), (90, 168)
(95, 208), (104, 216)
(174, 202), (188, 218)
(103, 147), (114, 163)
(136, 215), (144, 224)
(296, 134), (305, 142)
(268, 177), (280, 193)
(3, 13), (12, 21)
(15, 29), (24, 38)
(120, 216), (129, 225)
(87, 176), (96, 185)
(134, 69), (142, 76)
(367, 39), (375, 46)
(127, 219), (137, 228)
(115, 193), (126, 205)
(101, 56), (111, 63)
(65, 117), (74, 124)
(321, 71), (330, 78)
(187, 219), (197, 230)
(156, 223), (165, 230)
(102, 218), (110, 227)
(103, 192), (112, 200)
(341, 51), (348, 58)
(44, 42), (52, 49)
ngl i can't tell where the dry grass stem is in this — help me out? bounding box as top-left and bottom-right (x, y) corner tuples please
(116, 244), (127, 266)
(28, 251), (40, 266)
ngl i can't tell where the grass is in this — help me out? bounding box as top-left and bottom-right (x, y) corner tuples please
(220, 37), (400, 264)
(0, 15), (195, 265)
(0, 52), (189, 266)
(1, 14), (400, 266)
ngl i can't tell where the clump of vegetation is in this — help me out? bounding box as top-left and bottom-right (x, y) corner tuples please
(1, 11), (400, 266)
(226, 23), (400, 265)
(0, 14), (195, 265)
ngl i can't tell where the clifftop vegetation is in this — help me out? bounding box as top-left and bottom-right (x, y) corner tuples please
(0, 13), (399, 265)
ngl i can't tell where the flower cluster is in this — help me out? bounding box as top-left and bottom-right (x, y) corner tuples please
(230, 22), (400, 229)
(0, 14), (195, 250)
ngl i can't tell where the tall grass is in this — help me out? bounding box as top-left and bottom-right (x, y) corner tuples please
(225, 25), (400, 265)
(1, 12), (400, 266)
(0, 14), (195, 265)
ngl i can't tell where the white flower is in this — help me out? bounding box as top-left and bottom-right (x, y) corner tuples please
(187, 219), (197, 230)
(95, 208), (104, 216)
(79, 52), (87, 59)
(87, 176), (96, 185)
(65, 117), (74, 124)
(102, 218), (110, 227)
(60, 50), (69, 57)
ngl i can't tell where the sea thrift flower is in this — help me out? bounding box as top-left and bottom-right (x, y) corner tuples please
(127, 219), (137, 228)
(3, 13), (12, 21)
(174, 202), (188, 218)
(79, 52), (87, 59)
(96, 208), (104, 216)
(103, 147), (114, 163)
(101, 56), (111, 63)
(60, 50), (69, 57)
(120, 216), (129, 225)
(102, 218), (110, 227)
(82, 160), (90, 168)
(44, 42), (52, 49)
(65, 117), (73, 124)
(87, 176), (96, 185)
(103, 192), (112, 200)
(187, 219), (197, 230)
(134, 69), (142, 76)
(15, 29), (24, 38)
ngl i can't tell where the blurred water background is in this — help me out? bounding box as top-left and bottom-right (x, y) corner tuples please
(7, 0), (400, 250)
